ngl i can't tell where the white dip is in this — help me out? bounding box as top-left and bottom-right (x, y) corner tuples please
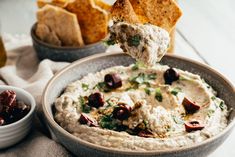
(54, 63), (228, 151)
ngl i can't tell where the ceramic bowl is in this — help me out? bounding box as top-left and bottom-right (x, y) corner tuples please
(0, 85), (36, 149)
(31, 23), (107, 62)
(42, 52), (235, 157)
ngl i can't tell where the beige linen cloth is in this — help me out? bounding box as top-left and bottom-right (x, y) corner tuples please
(0, 34), (76, 157)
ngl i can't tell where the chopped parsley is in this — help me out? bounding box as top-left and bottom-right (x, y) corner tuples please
(171, 87), (182, 96)
(79, 96), (91, 113)
(144, 88), (151, 95)
(81, 83), (89, 91)
(99, 114), (118, 130)
(219, 101), (226, 111)
(127, 35), (141, 47)
(104, 39), (116, 46)
(93, 82), (111, 93)
(155, 88), (163, 102)
(129, 73), (157, 85)
(106, 98), (115, 108)
(207, 109), (215, 117)
(211, 96), (216, 101)
(131, 62), (146, 71)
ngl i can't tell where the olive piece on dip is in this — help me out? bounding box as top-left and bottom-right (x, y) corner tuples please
(185, 121), (205, 132)
(104, 73), (122, 89)
(113, 103), (132, 120)
(182, 97), (200, 114)
(88, 92), (104, 108)
(79, 113), (98, 127)
(163, 68), (179, 85)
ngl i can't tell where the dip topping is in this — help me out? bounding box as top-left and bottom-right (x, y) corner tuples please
(182, 97), (200, 114)
(113, 103), (132, 120)
(164, 68), (179, 85)
(185, 121), (205, 132)
(88, 92), (104, 108)
(79, 113), (98, 127)
(104, 73), (122, 89)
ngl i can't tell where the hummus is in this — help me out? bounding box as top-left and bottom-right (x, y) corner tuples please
(54, 63), (228, 151)
(108, 22), (170, 66)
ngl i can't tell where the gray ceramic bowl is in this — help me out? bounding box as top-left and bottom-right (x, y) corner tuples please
(42, 52), (235, 157)
(31, 23), (107, 62)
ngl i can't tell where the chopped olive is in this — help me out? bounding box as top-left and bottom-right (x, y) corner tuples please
(185, 121), (204, 132)
(164, 68), (179, 85)
(155, 88), (163, 102)
(79, 113), (98, 127)
(88, 92), (104, 108)
(182, 97), (200, 114)
(138, 130), (154, 138)
(113, 103), (132, 120)
(127, 35), (141, 47)
(82, 83), (89, 91)
(104, 73), (122, 89)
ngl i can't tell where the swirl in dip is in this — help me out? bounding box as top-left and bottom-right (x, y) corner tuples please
(54, 62), (228, 151)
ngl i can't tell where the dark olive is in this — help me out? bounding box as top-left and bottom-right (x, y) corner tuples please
(138, 130), (153, 138)
(182, 97), (200, 114)
(104, 73), (122, 89)
(185, 121), (205, 132)
(163, 68), (179, 85)
(0, 90), (17, 108)
(78, 113), (98, 127)
(88, 92), (104, 108)
(11, 101), (31, 120)
(113, 103), (132, 120)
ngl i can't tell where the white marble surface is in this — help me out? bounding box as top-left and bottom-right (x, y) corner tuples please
(0, 0), (234, 156)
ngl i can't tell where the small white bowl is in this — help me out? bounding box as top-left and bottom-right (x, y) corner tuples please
(0, 85), (36, 149)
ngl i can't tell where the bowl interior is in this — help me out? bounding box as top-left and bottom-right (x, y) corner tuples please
(43, 52), (235, 154)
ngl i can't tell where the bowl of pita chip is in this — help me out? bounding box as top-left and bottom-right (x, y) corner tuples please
(31, 0), (112, 62)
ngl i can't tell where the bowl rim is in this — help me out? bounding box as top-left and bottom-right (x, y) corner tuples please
(0, 85), (36, 129)
(42, 52), (235, 155)
(31, 23), (107, 50)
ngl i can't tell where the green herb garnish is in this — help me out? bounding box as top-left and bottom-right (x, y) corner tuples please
(171, 87), (182, 96)
(147, 73), (157, 80)
(144, 88), (151, 95)
(155, 88), (163, 102)
(82, 83), (89, 91)
(131, 62), (145, 71)
(104, 39), (116, 46)
(211, 96), (216, 101)
(99, 114), (118, 130)
(207, 109), (215, 117)
(127, 35), (141, 47)
(219, 101), (226, 111)
(106, 98), (115, 108)
(79, 96), (91, 113)
(93, 82), (111, 93)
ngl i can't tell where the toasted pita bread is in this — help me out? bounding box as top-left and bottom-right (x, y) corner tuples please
(36, 4), (84, 46)
(111, 0), (140, 23)
(66, 0), (109, 44)
(130, 0), (182, 32)
(94, 0), (111, 12)
(37, 0), (70, 8)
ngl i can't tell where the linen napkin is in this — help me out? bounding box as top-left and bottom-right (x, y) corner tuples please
(0, 34), (73, 157)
